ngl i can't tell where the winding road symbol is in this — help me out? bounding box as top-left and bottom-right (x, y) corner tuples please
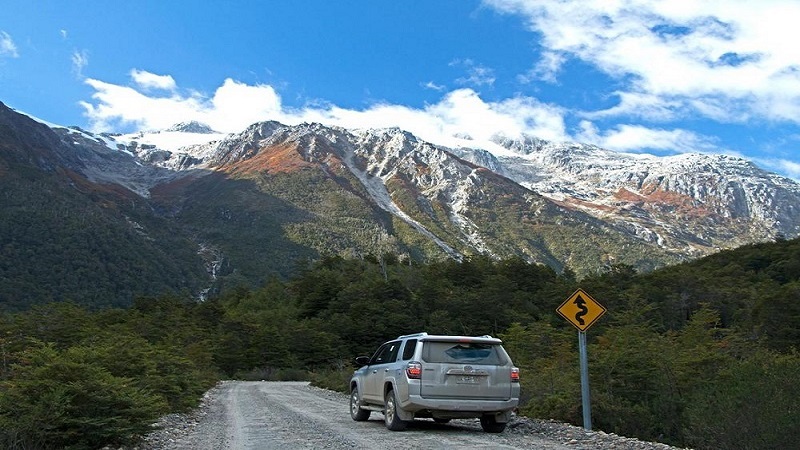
(556, 289), (606, 332)
(573, 295), (589, 326)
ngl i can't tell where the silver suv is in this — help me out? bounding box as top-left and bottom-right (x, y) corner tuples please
(349, 332), (520, 432)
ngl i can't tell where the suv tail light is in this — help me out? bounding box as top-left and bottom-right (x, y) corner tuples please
(511, 367), (520, 383)
(406, 361), (422, 379)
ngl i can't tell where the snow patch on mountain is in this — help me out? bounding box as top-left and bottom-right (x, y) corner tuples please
(449, 169), (496, 256)
(345, 128), (463, 259)
(117, 129), (227, 153)
(348, 127), (503, 257)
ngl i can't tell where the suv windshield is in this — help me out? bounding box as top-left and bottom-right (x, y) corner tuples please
(422, 341), (506, 365)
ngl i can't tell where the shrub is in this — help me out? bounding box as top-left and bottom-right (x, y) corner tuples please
(0, 344), (167, 449)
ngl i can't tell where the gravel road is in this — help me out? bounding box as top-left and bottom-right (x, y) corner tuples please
(130, 381), (687, 450)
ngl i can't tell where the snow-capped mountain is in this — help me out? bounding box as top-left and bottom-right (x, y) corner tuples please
(453, 136), (800, 255)
(4, 99), (799, 294)
(116, 116), (800, 261)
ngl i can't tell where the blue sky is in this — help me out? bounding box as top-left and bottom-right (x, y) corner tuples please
(2, 0), (800, 179)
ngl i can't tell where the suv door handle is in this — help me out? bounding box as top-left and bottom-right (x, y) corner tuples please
(372, 370), (378, 374)
(384, 369), (390, 372)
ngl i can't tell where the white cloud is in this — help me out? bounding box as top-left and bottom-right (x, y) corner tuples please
(422, 81), (446, 91)
(518, 51), (565, 84)
(130, 69), (176, 91)
(583, 91), (688, 122)
(0, 31), (19, 58)
(758, 158), (800, 181)
(483, 0), (800, 124)
(451, 59), (496, 87)
(71, 49), (89, 77)
(333, 88), (568, 145)
(577, 121), (721, 154)
(80, 76), (283, 133)
(80, 75), (569, 147)
(209, 78), (283, 132)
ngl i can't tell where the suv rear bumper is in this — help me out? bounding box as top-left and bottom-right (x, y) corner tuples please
(400, 394), (519, 414)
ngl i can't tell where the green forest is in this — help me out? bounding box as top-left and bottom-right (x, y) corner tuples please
(2, 238), (799, 449)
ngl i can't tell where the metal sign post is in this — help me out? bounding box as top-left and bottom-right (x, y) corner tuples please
(578, 330), (591, 430)
(557, 289), (606, 431)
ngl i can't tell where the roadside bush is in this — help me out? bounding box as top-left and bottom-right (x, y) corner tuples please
(308, 367), (351, 393)
(0, 344), (167, 450)
(683, 351), (800, 450)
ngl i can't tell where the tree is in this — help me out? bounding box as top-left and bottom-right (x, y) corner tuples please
(500, 322), (579, 422)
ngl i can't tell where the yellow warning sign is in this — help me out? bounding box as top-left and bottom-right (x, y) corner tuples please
(557, 289), (606, 332)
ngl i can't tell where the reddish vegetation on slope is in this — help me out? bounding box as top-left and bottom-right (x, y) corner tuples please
(637, 182), (711, 217)
(220, 142), (313, 175)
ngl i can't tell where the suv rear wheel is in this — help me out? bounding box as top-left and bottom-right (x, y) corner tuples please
(384, 389), (407, 431)
(480, 414), (507, 433)
(349, 386), (370, 421)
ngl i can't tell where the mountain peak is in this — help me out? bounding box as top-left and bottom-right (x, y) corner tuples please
(165, 121), (216, 134)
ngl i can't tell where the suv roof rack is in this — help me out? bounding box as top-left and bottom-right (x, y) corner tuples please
(397, 332), (428, 339)
(396, 332), (498, 341)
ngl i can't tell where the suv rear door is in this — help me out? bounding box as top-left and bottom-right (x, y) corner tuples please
(362, 340), (402, 402)
(419, 338), (513, 400)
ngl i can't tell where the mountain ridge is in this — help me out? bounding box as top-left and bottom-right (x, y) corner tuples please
(2, 100), (798, 306)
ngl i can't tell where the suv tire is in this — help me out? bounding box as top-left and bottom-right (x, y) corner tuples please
(384, 389), (408, 431)
(349, 386), (370, 421)
(480, 414), (507, 433)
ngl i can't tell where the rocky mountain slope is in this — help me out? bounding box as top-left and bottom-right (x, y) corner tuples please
(453, 136), (800, 257)
(2, 100), (798, 306)
(0, 104), (208, 309)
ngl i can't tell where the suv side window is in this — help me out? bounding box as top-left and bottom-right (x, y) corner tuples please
(370, 340), (401, 365)
(401, 339), (418, 361)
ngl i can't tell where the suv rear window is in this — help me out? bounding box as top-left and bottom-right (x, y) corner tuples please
(421, 342), (506, 365)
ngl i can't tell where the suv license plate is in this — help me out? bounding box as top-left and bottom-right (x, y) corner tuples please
(457, 376), (478, 384)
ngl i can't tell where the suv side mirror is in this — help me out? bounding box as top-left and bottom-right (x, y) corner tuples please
(354, 356), (370, 366)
